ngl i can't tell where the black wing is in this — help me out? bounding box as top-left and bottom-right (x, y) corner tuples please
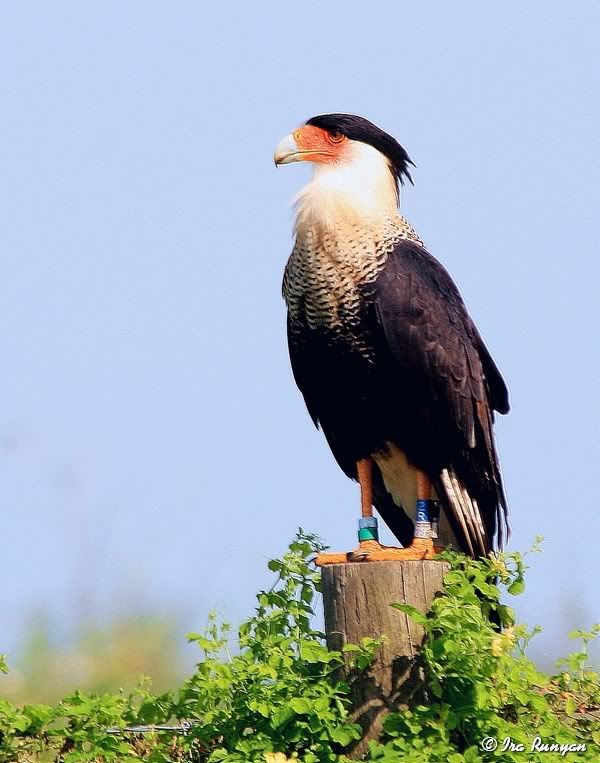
(370, 238), (509, 554)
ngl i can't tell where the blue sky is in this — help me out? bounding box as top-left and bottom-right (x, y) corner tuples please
(1, 1), (598, 666)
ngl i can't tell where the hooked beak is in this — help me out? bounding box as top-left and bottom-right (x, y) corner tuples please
(274, 133), (304, 165)
(274, 132), (326, 166)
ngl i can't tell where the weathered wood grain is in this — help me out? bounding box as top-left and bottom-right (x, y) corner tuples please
(321, 560), (448, 758)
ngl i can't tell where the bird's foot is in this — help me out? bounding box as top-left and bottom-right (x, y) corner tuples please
(315, 538), (443, 566)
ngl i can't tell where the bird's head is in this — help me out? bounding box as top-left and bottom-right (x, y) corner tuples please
(274, 114), (414, 228)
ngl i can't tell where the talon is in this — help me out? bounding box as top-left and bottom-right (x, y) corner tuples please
(316, 537), (443, 566)
(347, 539), (382, 561)
(313, 464), (445, 566)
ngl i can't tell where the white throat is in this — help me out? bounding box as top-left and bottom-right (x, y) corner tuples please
(293, 141), (399, 233)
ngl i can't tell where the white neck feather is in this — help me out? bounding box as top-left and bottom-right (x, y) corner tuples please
(293, 141), (399, 233)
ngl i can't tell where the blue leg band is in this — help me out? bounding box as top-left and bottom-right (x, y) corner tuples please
(415, 500), (441, 539)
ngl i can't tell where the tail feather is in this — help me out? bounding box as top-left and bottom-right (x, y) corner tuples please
(439, 468), (475, 555)
(439, 467), (492, 557)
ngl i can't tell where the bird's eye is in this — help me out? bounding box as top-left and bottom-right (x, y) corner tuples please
(329, 131), (344, 143)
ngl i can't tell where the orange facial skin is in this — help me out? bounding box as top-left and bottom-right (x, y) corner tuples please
(293, 125), (348, 163)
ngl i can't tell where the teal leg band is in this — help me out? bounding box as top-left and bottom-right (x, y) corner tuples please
(358, 517), (379, 542)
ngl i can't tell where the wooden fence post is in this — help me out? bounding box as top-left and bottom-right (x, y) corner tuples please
(321, 560), (449, 759)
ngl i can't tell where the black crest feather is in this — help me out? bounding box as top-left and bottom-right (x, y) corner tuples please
(306, 113), (415, 189)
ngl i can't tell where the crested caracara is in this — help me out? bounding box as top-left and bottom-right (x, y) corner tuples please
(274, 114), (509, 562)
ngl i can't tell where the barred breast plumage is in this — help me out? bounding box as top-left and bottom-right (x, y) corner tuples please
(283, 215), (423, 344)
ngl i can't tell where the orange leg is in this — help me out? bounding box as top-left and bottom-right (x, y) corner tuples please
(315, 464), (442, 566)
(416, 470), (432, 501)
(346, 458), (383, 560)
(357, 458), (373, 518)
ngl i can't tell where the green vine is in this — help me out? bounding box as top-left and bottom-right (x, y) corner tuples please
(0, 533), (598, 762)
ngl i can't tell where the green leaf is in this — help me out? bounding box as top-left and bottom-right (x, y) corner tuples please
(564, 695), (577, 717)
(289, 697), (312, 714)
(271, 705), (295, 729)
(22, 703), (54, 733)
(300, 641), (331, 663)
(11, 713), (31, 732)
(207, 750), (229, 762)
(391, 603), (428, 626)
(330, 724), (361, 745)
(507, 578), (525, 595)
(463, 746), (483, 762)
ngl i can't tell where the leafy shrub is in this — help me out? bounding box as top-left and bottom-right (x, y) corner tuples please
(0, 533), (598, 762)
(371, 543), (600, 761)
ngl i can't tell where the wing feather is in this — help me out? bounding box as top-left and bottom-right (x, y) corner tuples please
(371, 239), (509, 553)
